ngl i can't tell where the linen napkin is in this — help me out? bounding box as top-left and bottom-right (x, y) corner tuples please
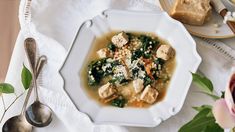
(3, 0), (235, 132)
(195, 37), (235, 94)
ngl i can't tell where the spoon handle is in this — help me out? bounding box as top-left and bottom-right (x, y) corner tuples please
(35, 55), (47, 78)
(24, 38), (40, 102)
(24, 38), (37, 72)
(21, 55), (47, 114)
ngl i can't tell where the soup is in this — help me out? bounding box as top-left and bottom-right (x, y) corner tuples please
(81, 31), (176, 108)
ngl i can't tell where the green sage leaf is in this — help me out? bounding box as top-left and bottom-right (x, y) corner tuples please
(0, 83), (14, 93)
(179, 109), (214, 132)
(192, 105), (212, 112)
(179, 108), (223, 132)
(21, 64), (32, 90)
(193, 108), (212, 120)
(179, 117), (215, 132)
(203, 123), (223, 132)
(195, 91), (221, 100)
(191, 73), (213, 94)
(201, 92), (220, 100)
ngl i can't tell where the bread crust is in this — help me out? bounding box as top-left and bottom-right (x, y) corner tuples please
(170, 0), (212, 26)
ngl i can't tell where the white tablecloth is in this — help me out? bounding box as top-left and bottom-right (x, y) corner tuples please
(1, 0), (235, 132)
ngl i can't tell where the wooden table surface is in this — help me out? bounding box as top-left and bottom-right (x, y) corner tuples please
(0, 0), (20, 81)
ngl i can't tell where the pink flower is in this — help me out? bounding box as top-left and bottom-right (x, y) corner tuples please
(213, 73), (235, 129)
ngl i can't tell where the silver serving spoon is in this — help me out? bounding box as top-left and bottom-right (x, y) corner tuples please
(2, 55), (47, 132)
(24, 38), (53, 127)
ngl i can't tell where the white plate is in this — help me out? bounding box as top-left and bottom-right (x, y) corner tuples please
(60, 9), (201, 127)
(159, 0), (235, 39)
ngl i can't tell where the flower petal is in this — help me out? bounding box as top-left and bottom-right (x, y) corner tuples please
(225, 73), (235, 116)
(213, 99), (235, 129)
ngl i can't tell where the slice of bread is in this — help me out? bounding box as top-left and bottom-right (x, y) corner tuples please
(171, 0), (212, 26)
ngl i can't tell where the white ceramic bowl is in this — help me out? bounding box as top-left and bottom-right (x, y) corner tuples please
(60, 9), (201, 127)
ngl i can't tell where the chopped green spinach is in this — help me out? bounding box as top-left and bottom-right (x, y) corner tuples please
(154, 58), (165, 66)
(111, 96), (126, 108)
(88, 58), (110, 86)
(138, 35), (159, 59)
(143, 75), (153, 87)
(88, 58), (124, 86)
(107, 43), (116, 52)
(131, 49), (142, 61)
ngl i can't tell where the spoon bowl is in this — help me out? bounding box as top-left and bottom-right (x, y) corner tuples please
(2, 54), (47, 132)
(2, 115), (32, 132)
(25, 101), (52, 127)
(2, 38), (48, 132)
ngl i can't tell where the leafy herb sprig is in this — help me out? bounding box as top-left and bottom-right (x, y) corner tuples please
(179, 73), (224, 132)
(0, 65), (32, 123)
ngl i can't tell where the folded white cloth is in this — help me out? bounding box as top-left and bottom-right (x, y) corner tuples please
(195, 37), (235, 94)
(2, 0), (235, 132)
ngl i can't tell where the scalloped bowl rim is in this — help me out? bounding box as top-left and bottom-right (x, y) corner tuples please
(59, 9), (202, 127)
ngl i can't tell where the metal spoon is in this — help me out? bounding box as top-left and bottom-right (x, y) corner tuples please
(2, 55), (48, 132)
(24, 38), (53, 127)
